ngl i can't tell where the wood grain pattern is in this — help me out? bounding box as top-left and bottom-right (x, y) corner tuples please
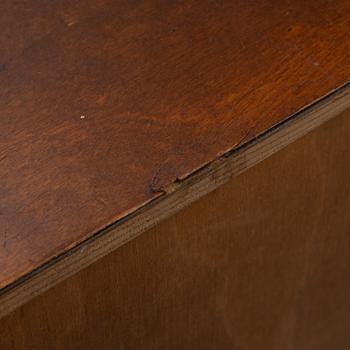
(0, 0), (350, 293)
(0, 87), (349, 319)
(1, 108), (350, 350)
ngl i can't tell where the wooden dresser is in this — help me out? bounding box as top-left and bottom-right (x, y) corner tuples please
(1, 1), (350, 349)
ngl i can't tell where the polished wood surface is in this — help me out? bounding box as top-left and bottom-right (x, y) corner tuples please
(1, 0), (350, 293)
(1, 87), (348, 319)
(1, 109), (350, 350)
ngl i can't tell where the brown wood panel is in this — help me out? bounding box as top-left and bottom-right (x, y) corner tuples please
(0, 0), (350, 291)
(0, 87), (349, 319)
(1, 109), (350, 349)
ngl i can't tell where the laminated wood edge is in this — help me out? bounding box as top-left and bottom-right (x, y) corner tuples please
(0, 83), (349, 319)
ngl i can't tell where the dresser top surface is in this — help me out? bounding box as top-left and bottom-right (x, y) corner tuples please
(1, 0), (349, 290)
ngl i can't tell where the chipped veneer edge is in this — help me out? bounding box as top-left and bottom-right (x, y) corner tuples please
(1, 84), (350, 319)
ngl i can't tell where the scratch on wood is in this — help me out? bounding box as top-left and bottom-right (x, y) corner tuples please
(150, 122), (260, 193)
(0, 154), (7, 162)
(150, 163), (167, 194)
(3, 231), (7, 250)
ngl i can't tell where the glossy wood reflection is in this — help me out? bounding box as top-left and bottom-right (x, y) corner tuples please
(1, 0), (350, 290)
(1, 109), (350, 350)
